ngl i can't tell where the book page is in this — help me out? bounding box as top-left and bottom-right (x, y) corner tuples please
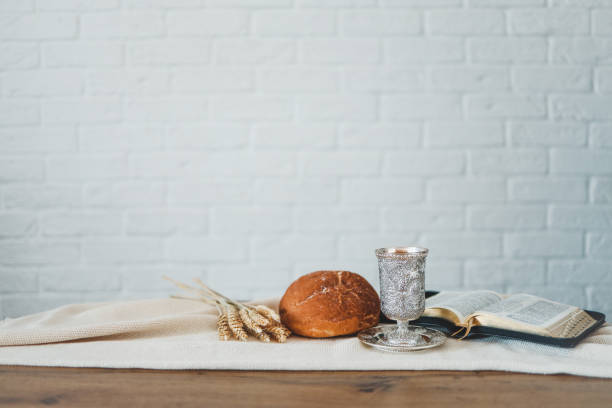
(424, 291), (503, 322)
(476, 294), (576, 329)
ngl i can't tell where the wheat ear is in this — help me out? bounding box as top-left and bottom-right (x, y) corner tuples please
(217, 311), (231, 341)
(226, 305), (248, 341)
(254, 305), (282, 324)
(239, 308), (271, 343)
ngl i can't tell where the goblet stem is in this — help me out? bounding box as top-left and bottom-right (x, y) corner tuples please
(397, 320), (410, 337)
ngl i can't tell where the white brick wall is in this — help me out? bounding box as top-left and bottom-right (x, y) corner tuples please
(1, 0), (612, 319)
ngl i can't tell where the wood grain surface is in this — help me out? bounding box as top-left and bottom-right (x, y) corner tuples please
(1, 366), (611, 408)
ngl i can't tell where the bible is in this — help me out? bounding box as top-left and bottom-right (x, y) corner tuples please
(412, 290), (605, 347)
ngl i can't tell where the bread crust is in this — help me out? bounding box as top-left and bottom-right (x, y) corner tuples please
(279, 270), (380, 338)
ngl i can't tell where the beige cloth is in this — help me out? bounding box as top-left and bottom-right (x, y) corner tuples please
(1, 298), (611, 378)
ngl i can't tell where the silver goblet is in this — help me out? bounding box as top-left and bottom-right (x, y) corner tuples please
(358, 247), (446, 352)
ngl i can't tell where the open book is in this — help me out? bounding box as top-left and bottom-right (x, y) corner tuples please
(422, 290), (599, 339)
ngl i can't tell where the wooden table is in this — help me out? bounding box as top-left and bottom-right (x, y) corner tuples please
(1, 366), (611, 407)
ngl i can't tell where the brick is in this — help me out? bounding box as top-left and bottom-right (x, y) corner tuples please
(253, 125), (335, 149)
(170, 181), (251, 204)
(0, 213), (37, 237)
(296, 207), (379, 232)
(166, 237), (248, 262)
(341, 11), (421, 35)
(509, 122), (586, 147)
(420, 233), (502, 258)
(427, 10), (504, 34)
(299, 95), (376, 121)
(589, 286), (612, 316)
(0, 13), (77, 39)
(82, 11), (164, 38)
(210, 0), (292, 7)
(340, 124), (421, 148)
(88, 69), (170, 95)
(549, 260), (612, 284)
(44, 42), (123, 67)
(129, 40), (210, 65)
(430, 67), (509, 91)
(83, 239), (163, 263)
(587, 233), (612, 258)
(468, 0), (545, 5)
(38, 0), (119, 9)
(0, 0), (34, 11)
(0, 43), (38, 69)
(504, 232), (583, 257)
(387, 38), (464, 63)
(383, 95), (462, 120)
(216, 39), (295, 65)
(550, 205), (612, 229)
(381, 0), (461, 6)
(385, 151), (465, 175)
(254, 235), (335, 261)
(0, 159), (44, 181)
(214, 96), (292, 120)
(39, 268), (121, 292)
(166, 125), (248, 149)
(302, 39), (380, 64)
(42, 98), (121, 123)
(3, 185), (81, 209)
(509, 9), (588, 34)
(42, 212), (121, 236)
(467, 95), (546, 119)
(551, 149), (612, 174)
(259, 69), (338, 92)
(553, 96), (612, 120)
(469, 38), (547, 63)
(208, 264), (291, 300)
(122, 267), (204, 292)
(469, 149), (547, 174)
(1, 294), (88, 318)
(342, 179), (423, 204)
(301, 152), (380, 175)
(0, 101), (39, 125)
(0, 269), (37, 293)
(513, 67), (591, 91)
(213, 207), (291, 234)
(0, 127), (76, 152)
(172, 69), (252, 92)
(345, 68), (425, 92)
(425, 260), (463, 290)
(468, 205), (545, 229)
(427, 179), (506, 203)
(0, 243), (79, 265)
(591, 178), (612, 203)
(255, 11), (335, 36)
(596, 68), (612, 94)
(551, 38), (612, 65)
(168, 10), (248, 35)
(299, 0), (375, 7)
(338, 233), (417, 261)
(3, 70), (84, 96)
(509, 177), (587, 202)
(133, 152), (294, 177)
(426, 123), (504, 147)
(84, 182), (165, 207)
(80, 125), (163, 151)
(126, 97), (206, 121)
(594, 10), (612, 35)
(47, 155), (127, 180)
(466, 260), (546, 287)
(254, 179), (337, 204)
(127, 210), (208, 235)
(383, 206), (464, 231)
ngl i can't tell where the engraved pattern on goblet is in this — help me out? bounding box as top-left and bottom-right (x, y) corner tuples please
(378, 255), (426, 322)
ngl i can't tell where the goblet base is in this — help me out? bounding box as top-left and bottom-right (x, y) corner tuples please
(358, 324), (446, 352)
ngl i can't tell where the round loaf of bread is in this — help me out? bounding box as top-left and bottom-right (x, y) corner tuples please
(279, 270), (380, 338)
